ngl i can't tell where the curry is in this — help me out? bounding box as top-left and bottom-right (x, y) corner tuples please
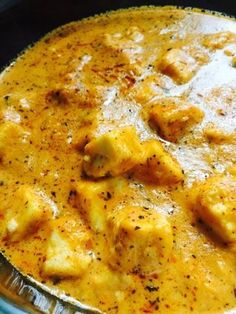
(0, 6), (236, 314)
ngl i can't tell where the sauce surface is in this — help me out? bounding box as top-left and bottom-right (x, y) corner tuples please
(0, 7), (236, 313)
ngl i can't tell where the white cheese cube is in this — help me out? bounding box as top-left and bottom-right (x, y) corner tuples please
(5, 186), (55, 241)
(133, 140), (184, 185)
(158, 48), (198, 84)
(108, 206), (173, 274)
(193, 175), (236, 243)
(83, 127), (142, 178)
(43, 230), (91, 278)
(149, 97), (204, 142)
(72, 178), (127, 232)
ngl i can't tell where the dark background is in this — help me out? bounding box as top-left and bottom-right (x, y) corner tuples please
(0, 0), (236, 68)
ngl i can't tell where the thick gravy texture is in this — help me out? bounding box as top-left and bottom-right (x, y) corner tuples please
(0, 6), (236, 314)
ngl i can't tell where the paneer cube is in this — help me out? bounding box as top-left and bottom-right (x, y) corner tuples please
(4, 186), (55, 241)
(193, 175), (236, 243)
(43, 230), (91, 278)
(83, 127), (142, 178)
(72, 180), (110, 232)
(72, 178), (127, 232)
(204, 125), (235, 144)
(133, 140), (184, 185)
(108, 206), (173, 274)
(149, 98), (204, 142)
(0, 121), (32, 173)
(46, 84), (103, 108)
(203, 32), (236, 50)
(158, 48), (198, 84)
(103, 27), (144, 74)
(0, 121), (29, 155)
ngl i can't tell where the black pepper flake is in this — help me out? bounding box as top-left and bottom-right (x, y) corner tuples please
(134, 226), (141, 231)
(104, 191), (112, 200)
(145, 285), (159, 292)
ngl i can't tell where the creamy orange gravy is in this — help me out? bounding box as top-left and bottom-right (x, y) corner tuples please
(0, 6), (236, 314)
